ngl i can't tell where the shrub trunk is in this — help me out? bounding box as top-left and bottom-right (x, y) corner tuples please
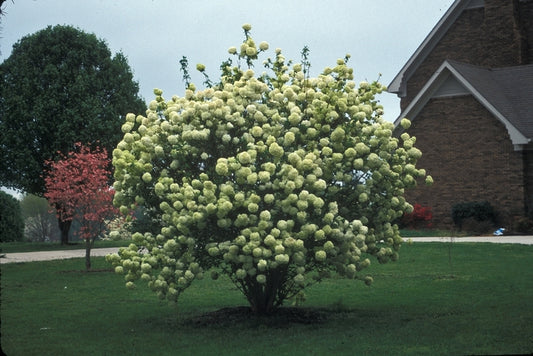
(239, 267), (292, 315)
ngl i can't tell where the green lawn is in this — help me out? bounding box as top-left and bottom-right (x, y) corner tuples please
(1, 243), (532, 355)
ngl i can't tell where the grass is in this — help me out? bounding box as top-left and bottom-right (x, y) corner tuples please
(1, 243), (533, 355)
(0, 239), (131, 253)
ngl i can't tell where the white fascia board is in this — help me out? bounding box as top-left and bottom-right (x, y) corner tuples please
(393, 61), (453, 127)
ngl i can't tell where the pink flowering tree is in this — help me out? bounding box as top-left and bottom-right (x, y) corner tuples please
(45, 143), (118, 270)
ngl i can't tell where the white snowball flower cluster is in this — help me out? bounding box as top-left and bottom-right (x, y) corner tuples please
(107, 24), (430, 313)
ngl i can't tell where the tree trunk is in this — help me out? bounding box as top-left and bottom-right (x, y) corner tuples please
(85, 238), (92, 271)
(58, 218), (72, 245)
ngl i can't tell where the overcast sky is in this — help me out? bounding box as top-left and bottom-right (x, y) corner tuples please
(1, 0), (455, 123)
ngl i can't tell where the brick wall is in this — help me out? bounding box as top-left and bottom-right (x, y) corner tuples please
(483, 0), (524, 65)
(404, 95), (526, 227)
(401, 0), (530, 111)
(519, 0), (533, 63)
(522, 150), (533, 212)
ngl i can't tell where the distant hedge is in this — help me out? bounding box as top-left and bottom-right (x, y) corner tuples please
(0, 191), (24, 242)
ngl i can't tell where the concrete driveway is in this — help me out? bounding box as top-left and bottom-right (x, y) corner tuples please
(1, 236), (532, 264)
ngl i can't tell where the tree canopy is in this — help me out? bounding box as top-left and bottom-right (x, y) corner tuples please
(107, 24), (430, 314)
(19, 193), (60, 242)
(0, 190), (24, 242)
(0, 24), (146, 195)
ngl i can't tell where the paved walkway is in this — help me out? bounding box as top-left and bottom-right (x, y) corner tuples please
(404, 235), (533, 245)
(0, 247), (120, 264)
(1, 236), (532, 264)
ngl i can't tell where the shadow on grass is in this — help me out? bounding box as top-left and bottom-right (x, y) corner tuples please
(184, 306), (329, 328)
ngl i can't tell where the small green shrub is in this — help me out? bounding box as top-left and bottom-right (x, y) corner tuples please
(460, 217), (494, 235)
(0, 191), (24, 242)
(451, 201), (496, 230)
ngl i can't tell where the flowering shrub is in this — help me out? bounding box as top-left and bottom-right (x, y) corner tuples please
(106, 25), (430, 314)
(401, 203), (433, 229)
(45, 143), (119, 270)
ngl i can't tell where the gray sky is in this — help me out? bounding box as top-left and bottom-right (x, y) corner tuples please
(1, 0), (455, 123)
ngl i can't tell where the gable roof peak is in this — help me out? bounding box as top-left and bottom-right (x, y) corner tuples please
(388, 0), (479, 96)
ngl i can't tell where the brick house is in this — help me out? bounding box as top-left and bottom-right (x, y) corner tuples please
(388, 0), (533, 227)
